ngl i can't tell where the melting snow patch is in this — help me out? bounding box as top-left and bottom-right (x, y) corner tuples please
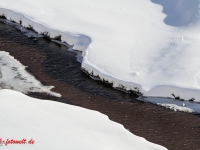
(0, 51), (60, 97)
(138, 96), (200, 114)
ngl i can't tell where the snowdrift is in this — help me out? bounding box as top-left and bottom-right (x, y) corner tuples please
(0, 89), (166, 150)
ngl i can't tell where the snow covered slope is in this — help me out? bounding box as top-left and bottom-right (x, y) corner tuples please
(1, 0), (200, 101)
(0, 89), (166, 150)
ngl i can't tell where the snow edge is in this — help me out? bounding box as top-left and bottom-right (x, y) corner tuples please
(1, 7), (200, 103)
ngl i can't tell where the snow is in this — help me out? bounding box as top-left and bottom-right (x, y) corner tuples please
(1, 1), (200, 101)
(0, 51), (60, 97)
(0, 89), (166, 150)
(138, 96), (200, 114)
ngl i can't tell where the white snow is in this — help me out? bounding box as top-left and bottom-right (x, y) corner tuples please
(1, 0), (200, 101)
(0, 51), (60, 97)
(138, 96), (200, 114)
(0, 89), (166, 150)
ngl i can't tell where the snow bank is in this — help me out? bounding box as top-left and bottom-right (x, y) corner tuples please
(1, 0), (200, 101)
(0, 51), (60, 97)
(0, 89), (166, 150)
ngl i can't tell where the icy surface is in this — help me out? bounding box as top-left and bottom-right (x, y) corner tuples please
(0, 51), (60, 97)
(0, 89), (166, 150)
(138, 96), (200, 114)
(1, 0), (200, 101)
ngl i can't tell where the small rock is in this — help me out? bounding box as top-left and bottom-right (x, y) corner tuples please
(33, 38), (38, 41)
